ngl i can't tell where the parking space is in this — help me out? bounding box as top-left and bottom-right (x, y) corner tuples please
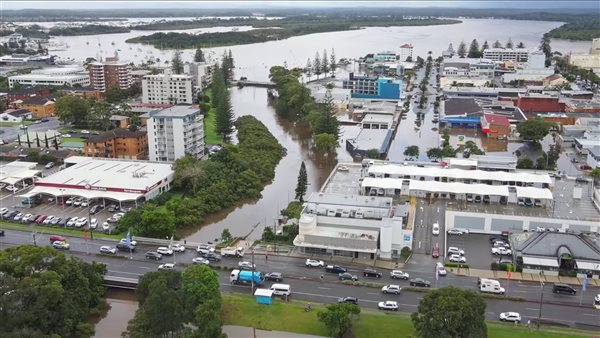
(446, 233), (507, 270)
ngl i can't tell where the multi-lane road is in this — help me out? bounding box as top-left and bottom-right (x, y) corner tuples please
(1, 229), (599, 331)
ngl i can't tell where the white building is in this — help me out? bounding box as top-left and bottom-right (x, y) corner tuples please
(183, 62), (213, 90)
(399, 43), (414, 62)
(483, 48), (529, 63)
(442, 58), (496, 78)
(142, 70), (194, 104)
(147, 105), (205, 162)
(8, 67), (90, 89)
(0, 109), (32, 123)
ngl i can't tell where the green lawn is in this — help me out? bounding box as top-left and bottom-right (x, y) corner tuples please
(0, 221), (122, 240)
(0, 121), (33, 127)
(203, 89), (221, 145)
(61, 137), (85, 143)
(222, 295), (598, 338)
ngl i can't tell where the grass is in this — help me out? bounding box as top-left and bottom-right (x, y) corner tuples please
(0, 221), (122, 240)
(61, 137), (85, 143)
(203, 88), (221, 145)
(0, 121), (33, 127)
(222, 294), (599, 338)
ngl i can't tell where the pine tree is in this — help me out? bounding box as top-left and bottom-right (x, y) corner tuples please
(492, 40), (502, 48)
(467, 39), (481, 58)
(295, 161), (308, 202)
(305, 58), (312, 79)
(214, 71), (234, 141)
(171, 50), (183, 74)
(321, 49), (329, 76)
(517, 41), (525, 48)
(194, 48), (205, 62)
(481, 40), (489, 53)
(506, 38), (514, 49)
(314, 51), (321, 79)
(457, 41), (467, 58)
(313, 89), (340, 140)
(330, 49), (336, 77)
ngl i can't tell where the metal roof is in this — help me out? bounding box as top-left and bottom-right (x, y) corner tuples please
(515, 186), (553, 200)
(519, 232), (600, 261)
(522, 256), (559, 267)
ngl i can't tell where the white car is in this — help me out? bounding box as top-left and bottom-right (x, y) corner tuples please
(436, 262), (447, 276)
(390, 270), (409, 280)
(171, 243), (186, 253)
(65, 197), (74, 205)
(432, 223), (440, 236)
(120, 238), (137, 246)
(381, 284), (402, 295)
(447, 247), (465, 256)
(21, 213), (33, 223)
(89, 218), (98, 230)
(62, 133), (71, 138)
(101, 222), (110, 232)
(238, 261), (256, 270)
(43, 215), (55, 224)
(13, 213), (24, 221)
(81, 200), (89, 207)
(100, 246), (117, 254)
(305, 259), (324, 267)
(157, 247), (173, 255)
(378, 301), (399, 311)
(447, 228), (467, 235)
(196, 244), (215, 255)
(158, 263), (175, 270)
(5, 185), (18, 192)
(66, 217), (79, 227)
(0, 208), (8, 215)
(491, 247), (512, 256)
(75, 218), (87, 228)
(449, 254), (467, 263)
(80, 129), (90, 134)
(499, 312), (521, 323)
(192, 257), (210, 265)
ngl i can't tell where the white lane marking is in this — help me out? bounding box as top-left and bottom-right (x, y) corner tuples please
(525, 308), (539, 311)
(367, 292), (379, 295)
(583, 313), (600, 317)
(139, 266), (153, 270)
(317, 287), (331, 290)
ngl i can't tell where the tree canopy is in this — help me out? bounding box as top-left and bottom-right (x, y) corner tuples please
(404, 145), (420, 160)
(516, 119), (552, 142)
(317, 303), (361, 338)
(295, 161), (308, 202)
(457, 41), (467, 58)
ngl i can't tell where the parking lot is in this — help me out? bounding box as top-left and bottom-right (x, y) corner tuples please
(446, 233), (508, 270)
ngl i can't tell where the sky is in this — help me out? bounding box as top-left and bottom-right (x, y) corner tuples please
(2, 1), (599, 10)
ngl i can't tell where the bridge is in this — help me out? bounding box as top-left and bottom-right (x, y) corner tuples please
(236, 80), (276, 88)
(103, 275), (139, 290)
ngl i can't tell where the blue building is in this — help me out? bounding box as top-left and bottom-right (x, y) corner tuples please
(342, 73), (402, 100)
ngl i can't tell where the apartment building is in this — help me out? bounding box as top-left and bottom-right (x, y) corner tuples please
(342, 73), (402, 100)
(88, 57), (132, 92)
(84, 128), (148, 160)
(399, 43), (414, 61)
(20, 96), (55, 118)
(483, 48), (529, 63)
(142, 71), (193, 104)
(147, 105), (205, 162)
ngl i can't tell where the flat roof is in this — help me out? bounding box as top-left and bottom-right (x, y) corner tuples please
(0, 161), (40, 185)
(33, 156), (173, 194)
(306, 192), (392, 209)
(310, 225), (379, 241)
(149, 105), (200, 118)
(408, 180), (510, 196)
(368, 164), (552, 185)
(254, 289), (274, 297)
(522, 256), (559, 267)
(20, 186), (142, 202)
(515, 186), (553, 200)
(348, 129), (393, 153)
(448, 158), (477, 167)
(362, 114), (394, 124)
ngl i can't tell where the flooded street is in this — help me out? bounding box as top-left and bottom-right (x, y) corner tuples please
(91, 290), (138, 338)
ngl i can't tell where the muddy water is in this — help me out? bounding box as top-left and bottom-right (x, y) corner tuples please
(91, 290), (138, 338)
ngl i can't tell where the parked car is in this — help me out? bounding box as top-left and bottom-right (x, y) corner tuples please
(338, 297), (358, 305)
(108, 204), (118, 212)
(67, 217), (79, 227)
(447, 247), (465, 256)
(5, 185), (19, 192)
(338, 273), (358, 281)
(305, 259), (324, 267)
(390, 270), (410, 280)
(381, 284), (401, 294)
(474, 195), (482, 203)
(580, 164), (591, 170)
(265, 272), (283, 282)
(325, 265), (347, 273)
(75, 218), (87, 228)
(158, 263), (175, 271)
(13, 213), (24, 221)
(483, 195), (490, 204)
(65, 197), (74, 205)
(378, 301), (399, 311)
(57, 218), (68, 227)
(50, 217), (61, 225)
(156, 247), (173, 256)
(44, 162), (55, 169)
(90, 218), (98, 229)
(145, 251), (162, 260)
(363, 268), (382, 278)
(410, 278), (431, 287)
(491, 247), (512, 256)
(447, 228), (466, 235)
(100, 246), (117, 254)
(0, 208), (8, 215)
(524, 198), (534, 207)
(432, 223), (440, 235)
(517, 198), (525, 206)
(192, 257), (210, 265)
(35, 215), (48, 224)
(73, 198), (82, 207)
(575, 177), (590, 183)
(20, 213), (33, 223)
(449, 254), (467, 263)
(499, 312), (521, 323)
(42, 216), (55, 225)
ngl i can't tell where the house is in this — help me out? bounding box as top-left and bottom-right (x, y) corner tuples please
(61, 87), (102, 101)
(5, 88), (51, 103)
(20, 97), (55, 118)
(0, 109), (32, 123)
(480, 114), (510, 138)
(109, 115), (131, 129)
(543, 74), (569, 88)
(84, 128), (148, 160)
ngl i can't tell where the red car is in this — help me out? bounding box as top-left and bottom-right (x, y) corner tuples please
(35, 215), (48, 224)
(431, 244), (440, 258)
(580, 164), (591, 170)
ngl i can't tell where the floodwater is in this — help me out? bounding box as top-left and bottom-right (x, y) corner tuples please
(91, 290), (138, 338)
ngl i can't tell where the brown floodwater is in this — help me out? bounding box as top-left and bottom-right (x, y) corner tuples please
(91, 290), (138, 338)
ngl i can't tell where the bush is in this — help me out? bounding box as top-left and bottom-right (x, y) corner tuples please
(199, 102), (211, 114)
(490, 262), (514, 271)
(400, 246), (412, 259)
(444, 262), (471, 269)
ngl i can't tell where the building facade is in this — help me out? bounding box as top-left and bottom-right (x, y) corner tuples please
(84, 128), (148, 160)
(142, 72), (194, 104)
(8, 67), (90, 89)
(88, 57), (132, 92)
(0, 109), (32, 123)
(147, 105), (205, 162)
(483, 48), (529, 63)
(399, 43), (414, 61)
(342, 73), (402, 100)
(20, 97), (55, 118)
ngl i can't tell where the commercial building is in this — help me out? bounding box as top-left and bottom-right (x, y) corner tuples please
(399, 43), (413, 61)
(142, 71), (194, 104)
(483, 48), (529, 63)
(586, 146), (600, 168)
(8, 67), (90, 89)
(88, 57), (132, 92)
(0, 108), (32, 123)
(84, 128), (148, 160)
(0, 53), (54, 66)
(345, 114), (394, 158)
(441, 58), (495, 78)
(0, 160), (41, 188)
(147, 105), (205, 162)
(20, 156), (174, 206)
(342, 73), (402, 100)
(20, 96), (55, 118)
(293, 192), (412, 260)
(480, 113), (510, 138)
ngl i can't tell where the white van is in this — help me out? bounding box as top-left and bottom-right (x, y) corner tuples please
(479, 278), (505, 295)
(270, 283), (291, 297)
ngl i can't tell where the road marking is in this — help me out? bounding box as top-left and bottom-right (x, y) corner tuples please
(317, 287), (331, 290)
(525, 308), (539, 311)
(583, 313), (599, 317)
(367, 292), (379, 295)
(107, 270), (143, 276)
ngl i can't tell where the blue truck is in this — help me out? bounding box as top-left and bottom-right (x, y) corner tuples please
(230, 269), (264, 286)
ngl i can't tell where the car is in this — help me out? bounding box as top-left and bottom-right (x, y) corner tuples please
(363, 268), (382, 278)
(43, 215), (55, 225)
(49, 235), (65, 243)
(62, 133), (72, 138)
(524, 198), (533, 207)
(238, 261), (256, 270)
(432, 222), (440, 235)
(66, 217), (78, 227)
(52, 241), (70, 250)
(44, 162), (55, 169)
(517, 198), (525, 206)
(108, 204), (117, 212)
(57, 218), (68, 227)
(41, 118), (49, 122)
(534, 199), (543, 207)
(50, 217), (61, 225)
(101, 222), (110, 232)
(436, 262), (447, 276)
(325, 265), (347, 273)
(75, 218), (87, 228)
(21, 213), (33, 223)
(90, 204), (103, 214)
(107, 216), (118, 223)
(449, 254), (467, 263)
(483, 195), (490, 204)
(196, 244), (215, 255)
(205, 252), (221, 261)
(431, 245), (440, 258)
(170, 243), (186, 252)
(553, 283), (576, 295)
(5, 185), (19, 192)
(35, 215), (48, 224)
(192, 257), (210, 265)
(5, 211), (18, 220)
(100, 246), (117, 254)
(580, 164), (591, 170)
(116, 243), (135, 252)
(492, 240), (509, 248)
(390, 270), (409, 279)
(265, 272), (283, 282)
(158, 263), (176, 270)
(81, 129), (90, 134)
(73, 198), (82, 207)
(0, 208), (8, 215)
(119, 238), (137, 246)
(576, 177), (590, 183)
(114, 212), (125, 219)
(65, 197), (74, 205)
(447, 228), (466, 236)
(13, 213), (24, 221)
(474, 195), (482, 203)
(338, 273), (359, 281)
(0, 230), (4, 236)
(499, 312), (521, 323)
(90, 218), (98, 229)
(410, 278), (431, 287)
(306, 259), (324, 267)
(378, 301), (399, 311)
(145, 251), (162, 260)
(491, 247), (512, 256)
(382, 284), (402, 295)
(337, 297), (358, 305)
(447, 247), (465, 256)
(157, 247), (173, 255)
(80, 200), (89, 207)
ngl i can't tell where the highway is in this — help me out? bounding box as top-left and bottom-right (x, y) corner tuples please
(1, 229), (599, 331)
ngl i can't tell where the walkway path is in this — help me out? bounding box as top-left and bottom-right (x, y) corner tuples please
(223, 325), (325, 338)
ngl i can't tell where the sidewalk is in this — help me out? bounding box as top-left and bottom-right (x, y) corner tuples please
(223, 325), (325, 338)
(453, 268), (598, 287)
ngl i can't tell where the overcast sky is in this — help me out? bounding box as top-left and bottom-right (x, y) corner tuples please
(2, 1), (598, 10)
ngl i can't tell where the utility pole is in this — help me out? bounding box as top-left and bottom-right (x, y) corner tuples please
(251, 248), (255, 295)
(537, 271), (544, 329)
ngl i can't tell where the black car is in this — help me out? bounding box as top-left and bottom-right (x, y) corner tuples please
(108, 204), (118, 212)
(116, 243), (136, 252)
(524, 198), (533, 207)
(338, 273), (358, 281)
(410, 278), (431, 287)
(90, 205), (100, 214)
(0, 229), (4, 236)
(205, 252), (221, 262)
(5, 211), (18, 220)
(57, 218), (67, 227)
(145, 251), (162, 260)
(265, 272), (283, 282)
(553, 283), (576, 295)
(29, 214), (41, 224)
(363, 269), (382, 278)
(337, 297), (358, 305)
(325, 265), (347, 273)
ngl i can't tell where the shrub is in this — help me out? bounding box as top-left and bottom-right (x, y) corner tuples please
(400, 246), (412, 259)
(444, 262), (471, 269)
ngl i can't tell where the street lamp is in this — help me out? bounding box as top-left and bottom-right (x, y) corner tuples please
(537, 271), (545, 329)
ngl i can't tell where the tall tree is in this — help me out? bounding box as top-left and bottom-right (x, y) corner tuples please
(492, 40), (502, 48)
(194, 47), (205, 62)
(181, 265), (223, 337)
(295, 161), (308, 202)
(330, 48), (337, 77)
(412, 287), (487, 338)
(305, 58), (312, 80)
(516, 119), (551, 143)
(321, 49), (329, 75)
(467, 39), (481, 58)
(317, 303), (361, 338)
(215, 75), (234, 141)
(54, 95), (90, 127)
(314, 51), (322, 79)
(457, 41), (467, 58)
(481, 40), (489, 52)
(517, 41), (526, 48)
(313, 89), (339, 140)
(426, 147), (444, 161)
(314, 133), (337, 152)
(506, 38), (514, 49)
(171, 50), (184, 74)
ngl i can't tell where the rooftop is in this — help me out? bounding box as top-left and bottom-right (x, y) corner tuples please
(348, 128), (393, 153)
(517, 232), (600, 261)
(21, 96), (53, 106)
(150, 105), (200, 118)
(306, 192), (392, 209)
(482, 113), (510, 127)
(86, 128), (146, 143)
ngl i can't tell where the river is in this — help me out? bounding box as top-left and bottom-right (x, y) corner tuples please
(91, 290), (138, 338)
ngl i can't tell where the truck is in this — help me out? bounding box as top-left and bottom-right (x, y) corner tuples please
(479, 278), (505, 295)
(230, 269), (263, 286)
(221, 246), (245, 257)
